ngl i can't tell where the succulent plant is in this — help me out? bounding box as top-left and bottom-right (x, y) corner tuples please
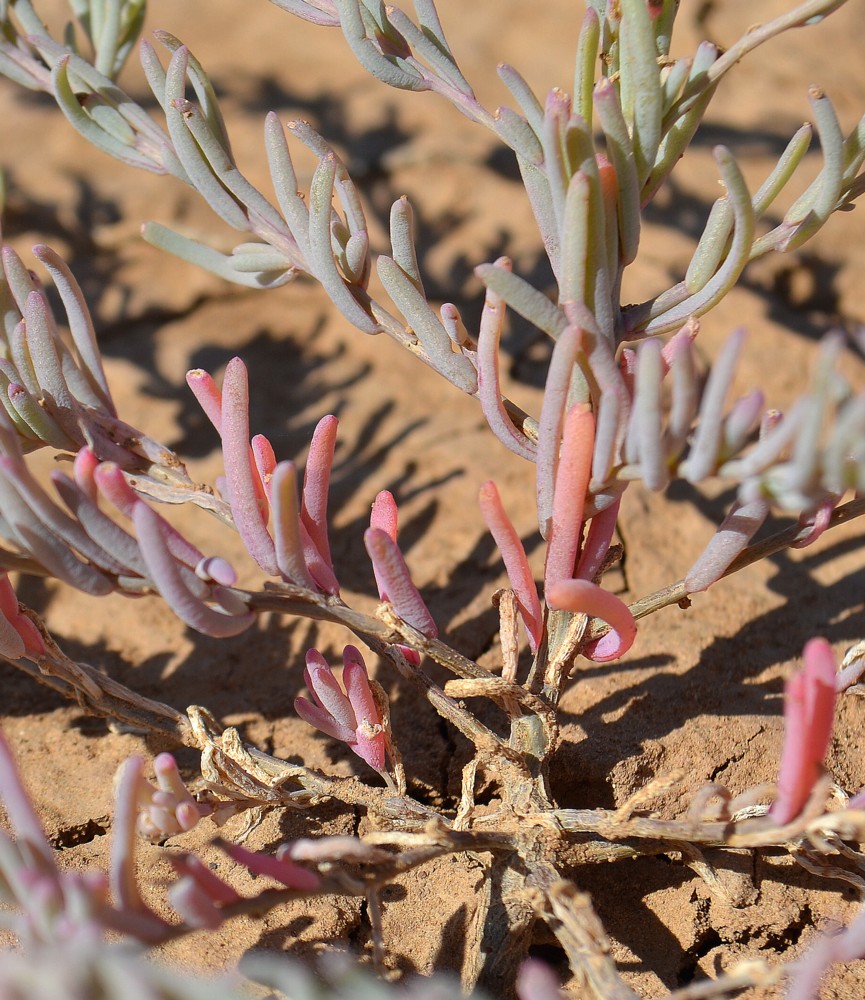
(0, 1), (864, 997)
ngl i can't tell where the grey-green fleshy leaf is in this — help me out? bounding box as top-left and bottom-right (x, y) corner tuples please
(618, 0), (662, 186)
(141, 224), (296, 288)
(377, 255), (476, 392)
(333, 0), (426, 90)
(475, 264), (568, 341)
(307, 155), (380, 333)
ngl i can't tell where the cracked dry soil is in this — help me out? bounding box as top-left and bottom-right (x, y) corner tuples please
(2, 0), (865, 996)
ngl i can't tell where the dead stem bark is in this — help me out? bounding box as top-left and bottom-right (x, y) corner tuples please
(469, 852), (538, 999)
(547, 882), (640, 1000)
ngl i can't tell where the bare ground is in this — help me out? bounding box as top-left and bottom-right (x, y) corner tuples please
(2, 1), (865, 996)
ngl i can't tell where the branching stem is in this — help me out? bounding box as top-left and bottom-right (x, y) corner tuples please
(597, 494), (865, 634)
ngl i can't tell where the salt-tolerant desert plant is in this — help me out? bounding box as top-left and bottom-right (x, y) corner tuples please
(0, 0), (865, 996)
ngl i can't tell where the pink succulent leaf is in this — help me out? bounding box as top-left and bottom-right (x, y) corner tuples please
(544, 404), (595, 594)
(544, 84), (571, 133)
(169, 854), (242, 906)
(341, 646), (377, 721)
(0, 453), (123, 583)
(684, 499), (770, 594)
(350, 726), (386, 772)
(661, 336), (699, 462)
(516, 960), (567, 1000)
(681, 327), (747, 483)
(109, 756), (171, 941)
(61, 871), (109, 935)
(294, 695), (355, 743)
(0, 727), (57, 874)
(0, 459), (113, 596)
(167, 878), (225, 930)
(220, 357), (278, 576)
(369, 493), (419, 662)
(194, 556), (237, 587)
(476, 257), (538, 461)
(660, 318), (699, 369)
(0, 573), (44, 659)
(630, 338), (668, 491)
(96, 903), (172, 944)
(271, 461), (318, 589)
(285, 837), (388, 864)
(11, 617), (45, 660)
(592, 378), (623, 485)
(722, 389), (764, 457)
(478, 480), (543, 652)
(297, 648), (388, 770)
(72, 446), (99, 502)
(217, 839), (321, 891)
(92, 461), (140, 518)
(185, 368), (223, 433)
(52, 472), (148, 580)
(153, 753), (192, 800)
(771, 637), (837, 826)
(350, 731), (385, 773)
(575, 497), (621, 582)
(342, 645), (387, 771)
(536, 324), (582, 539)
(140, 804), (172, 839)
(301, 413), (338, 572)
(363, 526), (438, 637)
(1, 456), (119, 577)
(547, 578), (636, 662)
(791, 494), (838, 549)
(94, 462), (205, 570)
(299, 517), (340, 593)
(136, 754), (203, 840)
(732, 403), (802, 484)
(0, 601), (26, 659)
(304, 649), (357, 733)
(110, 756), (146, 913)
(370, 489), (398, 542)
(210, 587), (249, 619)
(251, 434), (277, 503)
(562, 307), (627, 487)
(132, 502), (255, 638)
(369, 491), (400, 622)
(619, 346), (637, 396)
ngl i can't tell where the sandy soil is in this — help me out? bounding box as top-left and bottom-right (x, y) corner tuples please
(2, 1), (865, 996)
